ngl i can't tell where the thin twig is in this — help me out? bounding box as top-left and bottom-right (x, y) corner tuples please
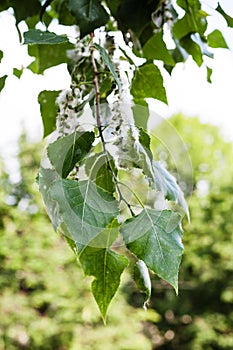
(90, 33), (136, 217)
(90, 32), (105, 151)
(115, 182), (136, 217)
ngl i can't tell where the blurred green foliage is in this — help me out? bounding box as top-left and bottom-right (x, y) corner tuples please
(151, 114), (233, 191)
(1, 114), (233, 349)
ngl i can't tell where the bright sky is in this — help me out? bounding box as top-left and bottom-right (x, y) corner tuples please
(0, 1), (233, 181)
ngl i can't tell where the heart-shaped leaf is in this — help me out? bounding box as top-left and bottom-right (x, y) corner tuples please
(121, 209), (183, 293)
(50, 179), (119, 246)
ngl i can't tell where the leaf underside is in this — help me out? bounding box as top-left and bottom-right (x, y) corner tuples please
(134, 260), (151, 309)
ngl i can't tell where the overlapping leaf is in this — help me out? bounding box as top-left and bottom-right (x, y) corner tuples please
(180, 34), (203, 66)
(52, 0), (75, 26)
(121, 209), (183, 293)
(138, 129), (188, 217)
(153, 161), (189, 219)
(94, 43), (121, 90)
(38, 90), (61, 137)
(48, 131), (95, 178)
(173, 9), (207, 41)
(78, 219), (128, 321)
(24, 30), (69, 45)
(68, 0), (109, 37)
(142, 30), (175, 66)
(116, 127), (188, 215)
(28, 42), (74, 74)
(216, 4), (233, 27)
(49, 179), (119, 246)
(132, 100), (150, 129)
(106, 0), (159, 37)
(38, 168), (60, 230)
(131, 63), (167, 104)
(4, 0), (41, 24)
(134, 260), (151, 309)
(85, 152), (117, 194)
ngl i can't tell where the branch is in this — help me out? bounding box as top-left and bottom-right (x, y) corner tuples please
(90, 33), (136, 217)
(90, 32), (105, 150)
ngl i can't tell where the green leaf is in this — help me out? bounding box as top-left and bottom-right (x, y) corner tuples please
(0, 1), (9, 12)
(119, 46), (135, 66)
(13, 68), (23, 79)
(106, 0), (159, 38)
(81, 217), (119, 249)
(173, 12), (207, 40)
(64, 235), (78, 255)
(38, 168), (60, 230)
(216, 4), (233, 27)
(177, 0), (201, 12)
(0, 75), (7, 93)
(78, 220), (128, 321)
(47, 131), (95, 178)
(132, 100), (149, 129)
(94, 43), (121, 91)
(121, 209), (184, 293)
(134, 127), (155, 180)
(24, 30), (69, 45)
(85, 153), (117, 194)
(40, 0), (53, 22)
(142, 30), (175, 66)
(49, 179), (119, 246)
(131, 63), (167, 104)
(7, 0), (41, 24)
(100, 77), (113, 99)
(134, 260), (151, 309)
(67, 0), (109, 37)
(138, 128), (153, 162)
(180, 34), (203, 66)
(0, 50), (3, 63)
(28, 42), (74, 74)
(173, 14), (194, 40)
(171, 46), (186, 64)
(38, 90), (61, 137)
(153, 161), (189, 219)
(52, 0), (76, 26)
(176, 0), (208, 38)
(207, 66), (212, 83)
(207, 30), (228, 49)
